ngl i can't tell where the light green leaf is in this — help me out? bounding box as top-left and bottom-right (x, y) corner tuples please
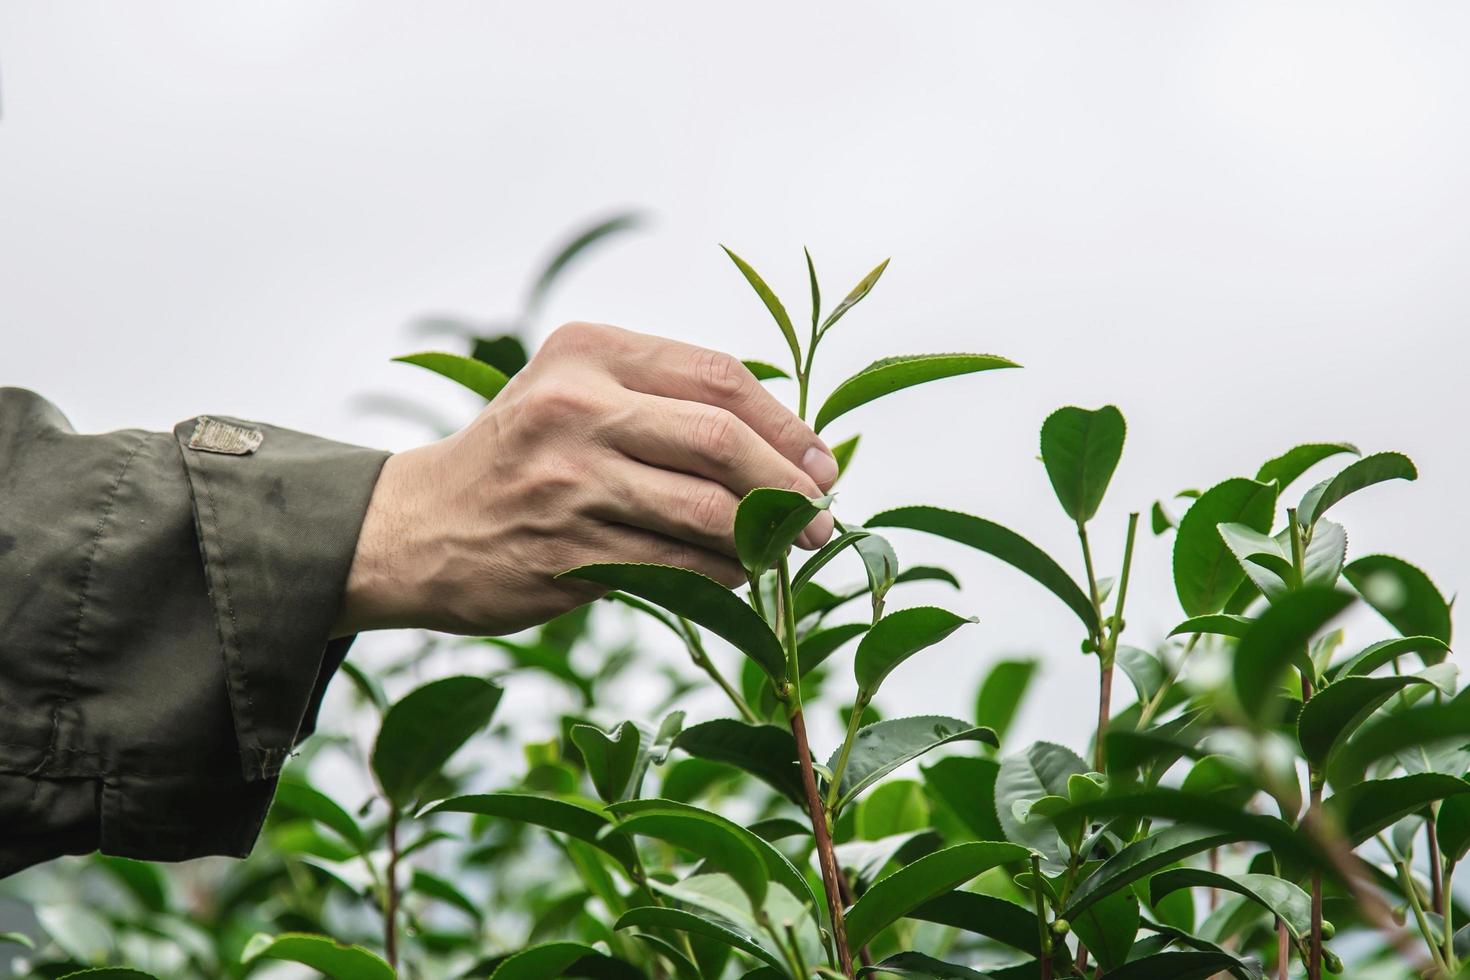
(1344, 554), (1453, 645)
(831, 434), (860, 485)
(974, 657), (1039, 741)
(1115, 645), (1167, 705)
(673, 719), (804, 804)
(870, 506), (1098, 635)
(1216, 522), (1292, 602)
(853, 606), (975, 694)
(815, 353), (1019, 433)
(741, 360), (790, 381)
(393, 351), (509, 401)
(423, 792), (637, 872)
(843, 841), (1028, 953)
(1328, 635), (1451, 680)
(560, 564), (785, 684)
(1231, 587), (1354, 720)
(994, 741), (1087, 860)
(614, 906), (784, 973)
(1255, 442), (1360, 493)
(1150, 869), (1314, 943)
(1039, 405), (1126, 523)
(1298, 674), (1438, 771)
(1297, 451), (1417, 527)
(273, 781), (366, 852)
(804, 247), (821, 333)
(242, 933), (394, 980)
(819, 258), (890, 336)
(859, 952), (995, 978)
(721, 246), (801, 370)
(56, 972), (159, 980)
(571, 722), (643, 803)
(372, 676), (503, 808)
(0, 932), (35, 950)
(857, 779), (931, 839)
(733, 488), (832, 575)
(828, 715), (997, 810)
(1173, 478), (1278, 616)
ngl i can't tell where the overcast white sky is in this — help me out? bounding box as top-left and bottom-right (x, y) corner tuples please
(2, 2), (1465, 753)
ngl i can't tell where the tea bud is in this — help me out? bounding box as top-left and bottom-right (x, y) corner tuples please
(1051, 918), (1070, 935)
(1323, 949), (1343, 973)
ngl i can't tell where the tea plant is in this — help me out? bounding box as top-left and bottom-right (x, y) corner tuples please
(2, 242), (1464, 980)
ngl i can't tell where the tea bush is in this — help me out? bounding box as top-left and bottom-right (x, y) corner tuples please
(2, 233), (1463, 980)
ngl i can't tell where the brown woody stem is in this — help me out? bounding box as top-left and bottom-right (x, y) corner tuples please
(792, 707), (854, 977)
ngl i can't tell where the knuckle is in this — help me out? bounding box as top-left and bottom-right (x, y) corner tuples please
(685, 484), (731, 537)
(523, 381), (594, 425)
(691, 348), (750, 402)
(545, 320), (608, 356)
(690, 407), (742, 467)
(767, 408), (805, 452)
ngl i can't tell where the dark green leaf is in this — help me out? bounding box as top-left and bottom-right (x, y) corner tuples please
(974, 657), (1039, 740)
(819, 258), (890, 335)
(487, 941), (640, 980)
(1231, 587), (1354, 720)
(831, 434), (860, 485)
(1167, 614), (1252, 639)
(1328, 690), (1470, 785)
(1324, 773), (1470, 845)
(1255, 442), (1360, 493)
(372, 676), (503, 808)
(804, 246), (821, 332)
(528, 211), (643, 313)
(273, 781), (367, 851)
(611, 810), (767, 906)
(922, 756), (1004, 842)
(1297, 451), (1417, 527)
(1115, 646), (1167, 705)
(614, 906), (783, 972)
(870, 506), (1098, 635)
(829, 715), (997, 810)
(423, 792), (637, 872)
(1436, 780), (1470, 863)
(339, 661), (388, 714)
(95, 856), (169, 913)
(1039, 405), (1126, 523)
(470, 334), (529, 377)
(995, 741), (1087, 859)
(734, 488), (832, 574)
(907, 890), (1042, 956)
(1097, 951), (1241, 979)
(853, 606), (975, 694)
(242, 932), (394, 980)
(1298, 674), (1438, 771)
(1344, 554), (1453, 645)
(560, 564), (786, 684)
(844, 841), (1029, 952)
(673, 719), (804, 804)
(860, 952), (995, 978)
(740, 360), (791, 381)
(411, 868), (482, 923)
(393, 351), (509, 401)
(798, 623), (869, 678)
(1071, 887), (1138, 971)
(570, 722), (642, 804)
(1173, 478), (1278, 616)
(815, 354), (1020, 433)
(1062, 825), (1237, 918)
(792, 529), (871, 597)
(1328, 635), (1451, 680)
(1149, 869), (1313, 942)
(1150, 500), (1175, 534)
(56, 972), (158, 980)
(721, 246), (801, 370)
(630, 934), (701, 980)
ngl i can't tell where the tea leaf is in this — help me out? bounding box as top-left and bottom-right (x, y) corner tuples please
(923, 756), (1004, 842)
(0, 933), (35, 950)
(1173, 478), (1278, 616)
(1039, 405), (1126, 523)
(1062, 826), (1238, 918)
(1150, 869), (1314, 943)
(792, 530), (872, 597)
(1343, 554), (1453, 644)
(829, 715), (997, 810)
(1115, 645), (1167, 704)
(852, 528), (900, 614)
(814, 353), (1019, 433)
(797, 622), (869, 677)
(470, 334), (529, 377)
(721, 246), (802, 370)
(570, 722), (643, 804)
(1298, 674), (1438, 771)
(372, 676), (503, 809)
(424, 792), (638, 872)
(857, 779), (931, 839)
(411, 869), (482, 923)
(1325, 773), (1470, 845)
(831, 433), (860, 484)
(1297, 450), (1417, 528)
(804, 247), (821, 333)
(1167, 613), (1252, 639)
(740, 360), (790, 381)
(1329, 635), (1451, 680)
(1096, 951), (1243, 980)
(241, 933), (393, 980)
(486, 942), (640, 980)
(844, 841), (1028, 952)
(673, 719), (804, 804)
(870, 506), (1098, 635)
(1436, 780), (1470, 863)
(614, 906), (785, 972)
(1255, 442), (1360, 493)
(733, 488), (832, 575)
(272, 782), (366, 852)
(974, 657), (1039, 740)
(994, 741), (1087, 860)
(854, 606), (975, 694)
(1232, 587), (1353, 721)
(1328, 690), (1470, 785)
(1070, 887), (1139, 971)
(610, 811), (768, 906)
(858, 952), (994, 978)
(393, 351), (509, 401)
(559, 564), (786, 684)
(629, 934), (700, 980)
(819, 258), (890, 336)
(907, 890), (1043, 956)
(527, 211), (643, 313)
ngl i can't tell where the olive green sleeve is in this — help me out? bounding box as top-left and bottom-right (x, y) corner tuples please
(0, 388), (388, 877)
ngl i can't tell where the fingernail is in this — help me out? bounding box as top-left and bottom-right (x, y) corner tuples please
(801, 445), (839, 491)
(798, 510), (835, 550)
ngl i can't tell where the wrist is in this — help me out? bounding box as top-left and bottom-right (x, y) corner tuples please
(332, 446), (435, 636)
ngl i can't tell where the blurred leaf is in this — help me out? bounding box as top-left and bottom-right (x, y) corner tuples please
(858, 779), (932, 839)
(393, 351), (509, 401)
(854, 606), (975, 694)
(339, 661), (388, 714)
(1328, 635), (1451, 680)
(274, 781), (367, 852)
(56, 972), (159, 979)
(424, 792), (637, 873)
(1039, 405), (1126, 523)
(858, 952), (993, 978)
(412, 869), (482, 923)
(1255, 442), (1360, 493)
(0, 932), (35, 950)
(740, 359), (790, 381)
(1344, 554), (1453, 644)
(870, 506), (1098, 636)
(974, 657), (1039, 740)
(1115, 646), (1167, 705)
(528, 211), (644, 313)
(815, 353), (1019, 433)
(1329, 689), (1470, 785)
(95, 856), (169, 913)
(372, 676), (503, 808)
(570, 722), (642, 804)
(673, 719), (803, 804)
(721, 246), (801, 370)
(630, 933), (701, 980)
(484, 941), (641, 980)
(560, 564), (786, 683)
(36, 904), (112, 965)
(1298, 674), (1438, 771)
(242, 933), (394, 980)
(844, 841), (1028, 952)
(830, 715), (996, 810)
(1231, 587), (1354, 720)
(1324, 773), (1470, 845)
(1173, 478), (1278, 616)
(614, 906), (784, 972)
(1297, 451), (1417, 527)
(733, 488), (832, 575)
(470, 334), (529, 376)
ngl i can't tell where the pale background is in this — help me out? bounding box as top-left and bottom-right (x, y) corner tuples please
(2, 1), (1465, 756)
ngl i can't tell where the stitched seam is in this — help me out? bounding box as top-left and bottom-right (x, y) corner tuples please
(32, 433), (148, 782)
(191, 456), (263, 751)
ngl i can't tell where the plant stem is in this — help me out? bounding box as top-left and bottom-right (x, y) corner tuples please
(1029, 853), (1054, 980)
(1137, 633), (1199, 729)
(1094, 661), (1113, 773)
(1428, 807), (1445, 916)
(778, 556), (853, 978)
(785, 920), (812, 979)
(824, 692), (870, 813)
(1445, 859), (1458, 972)
(836, 873), (874, 968)
(384, 805), (400, 970)
(1399, 856), (1452, 976)
(1276, 919), (1288, 980)
(1308, 779), (1323, 980)
(679, 618), (759, 723)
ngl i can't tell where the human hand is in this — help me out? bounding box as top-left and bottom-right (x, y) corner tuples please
(333, 321), (838, 636)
